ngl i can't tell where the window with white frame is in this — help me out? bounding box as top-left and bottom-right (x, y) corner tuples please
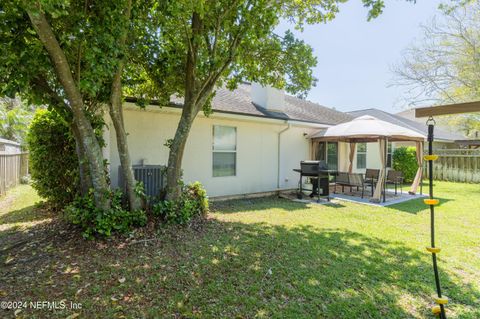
(212, 125), (236, 177)
(357, 143), (367, 169)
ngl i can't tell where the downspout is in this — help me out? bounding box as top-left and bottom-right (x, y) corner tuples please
(277, 123), (291, 189)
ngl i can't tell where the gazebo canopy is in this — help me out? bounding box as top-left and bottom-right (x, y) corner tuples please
(310, 115), (425, 142)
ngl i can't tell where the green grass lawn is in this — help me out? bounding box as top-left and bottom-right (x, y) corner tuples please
(1, 182), (479, 318)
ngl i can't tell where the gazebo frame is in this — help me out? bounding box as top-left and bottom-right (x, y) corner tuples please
(311, 135), (424, 203)
(310, 117), (425, 202)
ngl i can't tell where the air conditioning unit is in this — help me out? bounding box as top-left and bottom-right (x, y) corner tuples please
(118, 165), (166, 204)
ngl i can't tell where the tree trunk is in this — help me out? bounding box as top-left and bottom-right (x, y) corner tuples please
(165, 102), (197, 200)
(108, 0), (140, 211)
(165, 86), (218, 201)
(27, 9), (110, 210)
(109, 85), (140, 210)
(71, 120), (92, 196)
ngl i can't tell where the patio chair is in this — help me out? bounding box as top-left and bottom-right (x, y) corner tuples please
(334, 172), (366, 198)
(386, 170), (404, 195)
(349, 174), (366, 198)
(363, 169), (380, 197)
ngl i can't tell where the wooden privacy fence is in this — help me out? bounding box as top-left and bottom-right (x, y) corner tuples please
(425, 149), (480, 183)
(0, 153), (29, 196)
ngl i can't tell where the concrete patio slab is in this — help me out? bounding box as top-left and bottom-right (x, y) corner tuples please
(281, 188), (427, 207)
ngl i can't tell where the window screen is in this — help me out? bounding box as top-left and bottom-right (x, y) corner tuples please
(213, 126), (236, 177)
(357, 143), (367, 169)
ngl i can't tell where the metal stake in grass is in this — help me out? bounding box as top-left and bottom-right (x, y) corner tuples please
(425, 117), (447, 319)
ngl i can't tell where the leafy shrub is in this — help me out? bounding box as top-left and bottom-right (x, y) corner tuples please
(26, 109), (79, 207)
(153, 182), (209, 225)
(392, 146), (418, 182)
(26, 109), (105, 208)
(65, 190), (147, 239)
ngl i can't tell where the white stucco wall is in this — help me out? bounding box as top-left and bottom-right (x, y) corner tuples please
(105, 104), (317, 197)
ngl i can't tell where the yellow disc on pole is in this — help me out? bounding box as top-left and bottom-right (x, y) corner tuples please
(432, 306), (441, 315)
(424, 199), (440, 205)
(426, 247), (441, 253)
(434, 296), (449, 305)
(424, 155), (439, 161)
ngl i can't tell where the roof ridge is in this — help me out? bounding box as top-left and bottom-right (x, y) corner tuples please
(347, 108), (377, 113)
(388, 111), (464, 139)
(377, 110), (425, 134)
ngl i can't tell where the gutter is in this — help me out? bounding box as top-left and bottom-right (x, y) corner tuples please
(277, 123), (292, 189)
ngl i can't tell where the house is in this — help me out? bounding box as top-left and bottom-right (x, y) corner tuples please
(104, 83), (353, 198)
(0, 137), (22, 155)
(104, 85), (469, 198)
(397, 108), (480, 149)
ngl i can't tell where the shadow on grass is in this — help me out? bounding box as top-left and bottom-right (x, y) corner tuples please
(386, 196), (453, 214)
(212, 196), (312, 214)
(323, 202), (346, 208)
(0, 203), (51, 225)
(2, 214), (479, 318)
(173, 221), (479, 318)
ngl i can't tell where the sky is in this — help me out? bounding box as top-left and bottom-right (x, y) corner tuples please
(276, 0), (444, 113)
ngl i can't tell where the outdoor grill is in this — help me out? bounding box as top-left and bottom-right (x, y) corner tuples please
(300, 160), (328, 175)
(294, 160), (335, 202)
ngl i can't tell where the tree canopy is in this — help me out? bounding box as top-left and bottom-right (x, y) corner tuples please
(127, 0), (407, 199)
(0, 97), (35, 144)
(0, 0), (131, 108)
(393, 0), (480, 136)
(1, 0), (418, 206)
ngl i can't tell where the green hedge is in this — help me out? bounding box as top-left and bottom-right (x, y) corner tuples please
(26, 109), (80, 207)
(65, 190), (147, 239)
(392, 146), (418, 182)
(153, 182), (209, 224)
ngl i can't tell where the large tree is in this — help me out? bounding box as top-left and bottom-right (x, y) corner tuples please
(393, 1), (480, 136)
(136, 0), (407, 200)
(0, 1), (143, 209)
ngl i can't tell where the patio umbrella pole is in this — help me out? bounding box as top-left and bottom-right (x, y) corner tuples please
(425, 118), (447, 319)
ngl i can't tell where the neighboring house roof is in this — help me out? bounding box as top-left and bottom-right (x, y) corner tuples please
(347, 108), (465, 142)
(127, 83), (353, 126)
(396, 109), (419, 122)
(396, 108), (461, 133)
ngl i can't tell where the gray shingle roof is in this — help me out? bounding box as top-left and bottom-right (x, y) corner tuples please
(347, 108), (465, 142)
(165, 83), (353, 125)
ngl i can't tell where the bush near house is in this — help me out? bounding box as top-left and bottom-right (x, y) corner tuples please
(27, 109), (208, 237)
(392, 146), (418, 182)
(65, 190), (147, 239)
(26, 109), (80, 207)
(153, 181), (209, 224)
